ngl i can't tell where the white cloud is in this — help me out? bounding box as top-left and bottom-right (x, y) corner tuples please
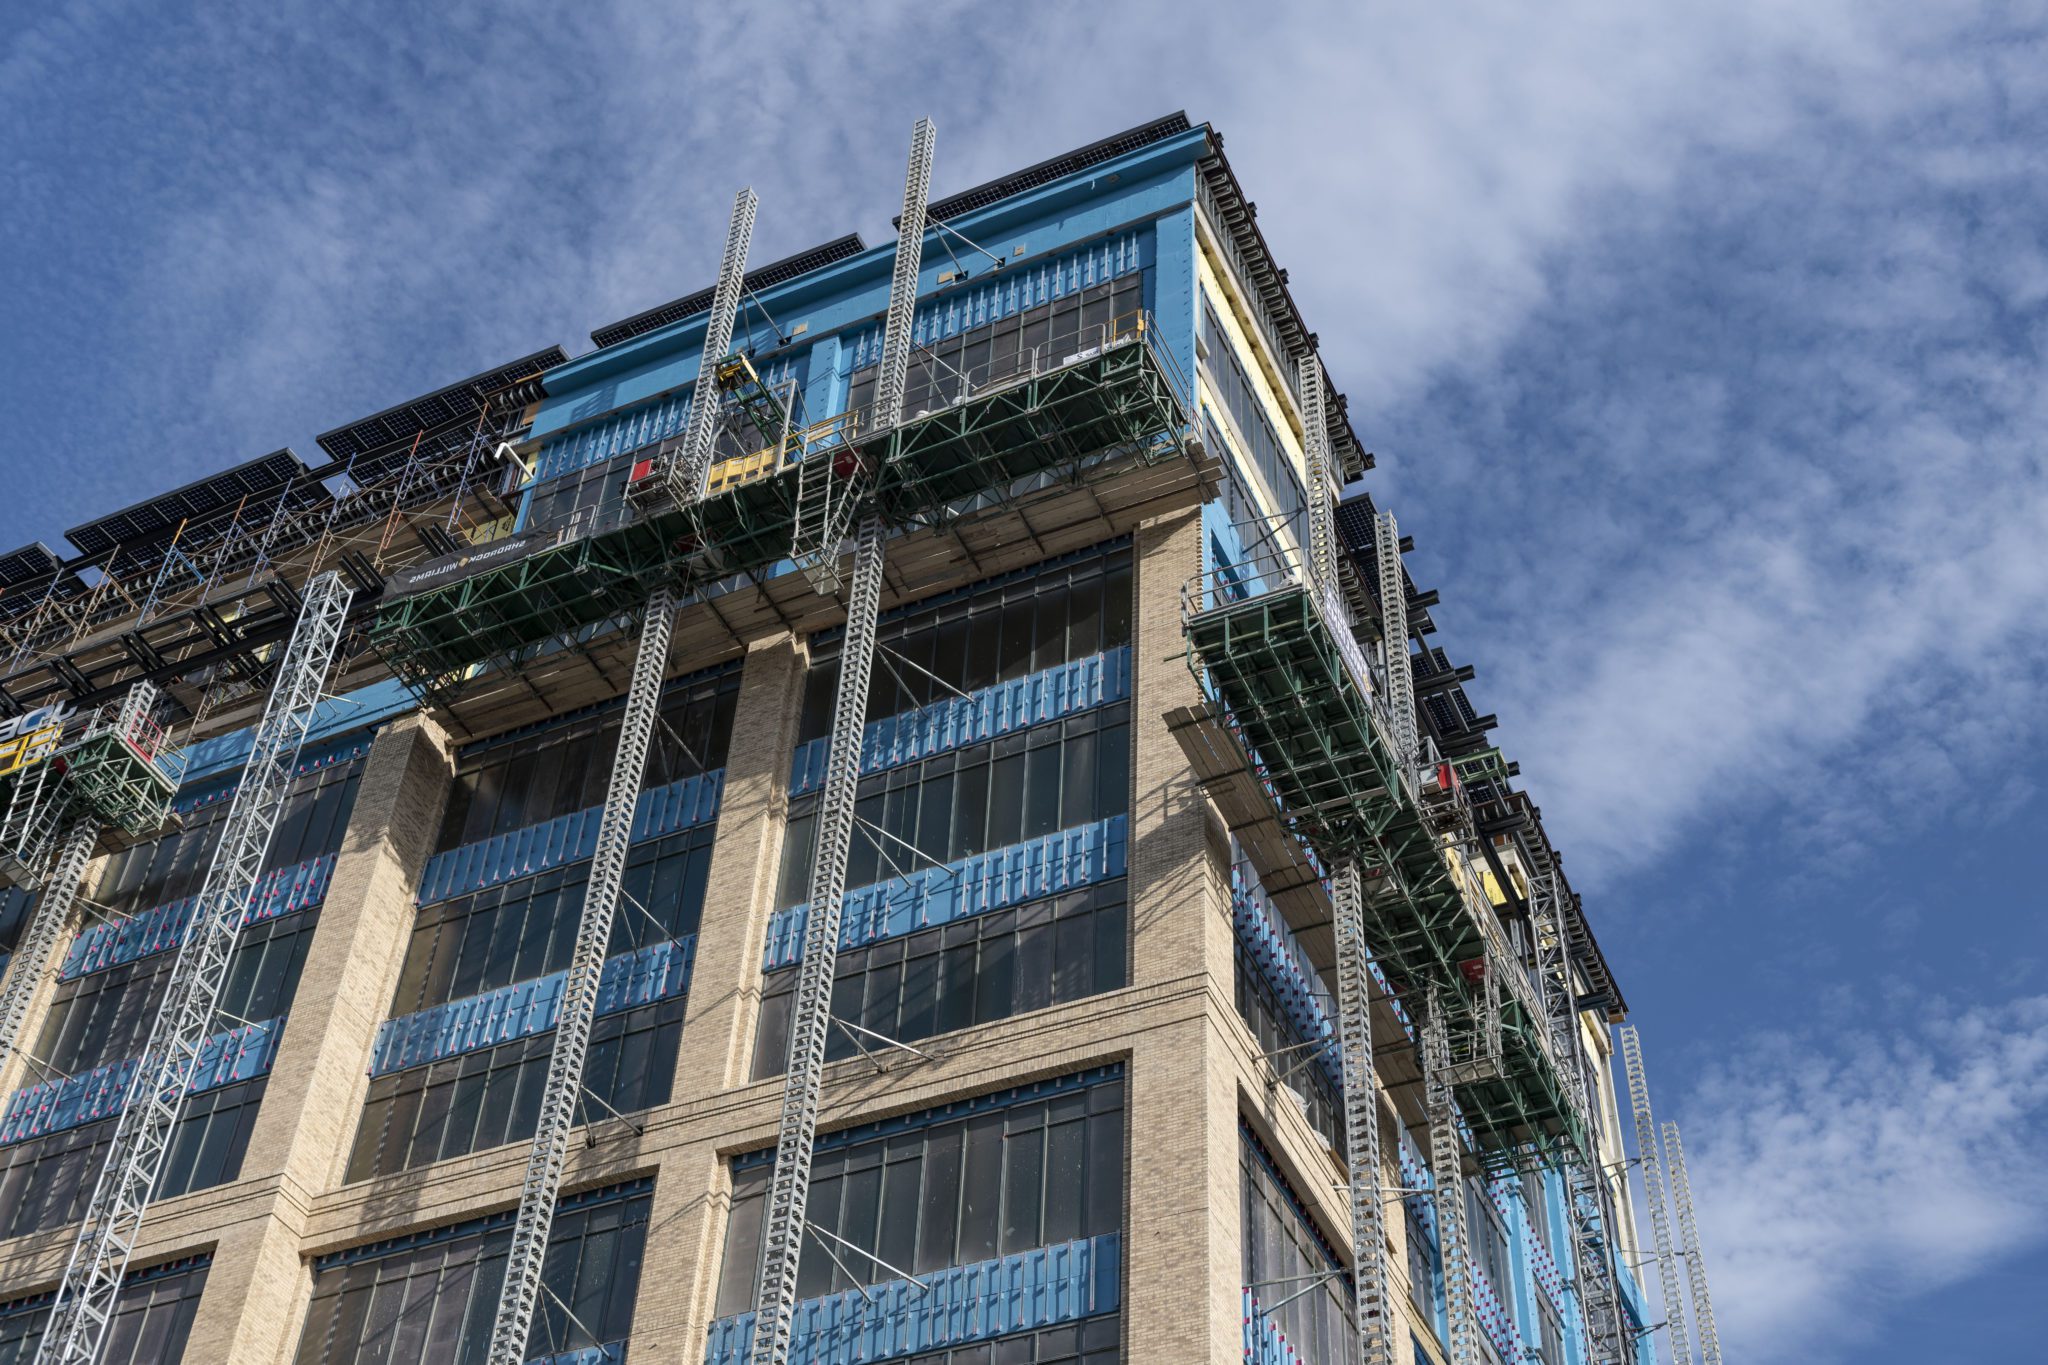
(1679, 995), (2048, 1362)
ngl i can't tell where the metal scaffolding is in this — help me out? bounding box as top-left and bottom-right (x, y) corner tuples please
(748, 117), (935, 1365)
(0, 821), (96, 1066)
(36, 570), (353, 1365)
(1664, 1119), (1722, 1365)
(483, 190), (760, 1365)
(1622, 1024), (1694, 1365)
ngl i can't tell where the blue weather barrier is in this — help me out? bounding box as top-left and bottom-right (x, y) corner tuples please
(532, 1346), (624, 1365)
(0, 1018), (281, 1146)
(790, 649), (1132, 797)
(59, 852), (338, 981)
(1231, 867), (1339, 1088)
(763, 815), (1128, 971)
(414, 770), (724, 908)
(703, 1232), (1121, 1365)
(1241, 1290), (1315, 1365)
(367, 936), (694, 1077)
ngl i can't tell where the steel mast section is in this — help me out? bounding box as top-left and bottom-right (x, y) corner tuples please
(36, 571), (353, 1365)
(1296, 354), (1394, 1365)
(0, 821), (97, 1066)
(747, 116), (934, 1365)
(1664, 1120), (1723, 1365)
(1621, 1025), (1694, 1365)
(483, 191), (758, 1365)
(1527, 859), (1626, 1365)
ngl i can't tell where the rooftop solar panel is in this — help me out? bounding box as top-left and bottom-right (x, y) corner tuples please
(64, 449), (314, 560)
(314, 346), (570, 464)
(921, 112), (1194, 223)
(0, 543), (65, 591)
(589, 235), (869, 350)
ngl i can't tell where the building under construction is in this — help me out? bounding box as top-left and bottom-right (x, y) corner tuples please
(0, 114), (1722, 1365)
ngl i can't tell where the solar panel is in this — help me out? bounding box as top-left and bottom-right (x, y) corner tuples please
(922, 112), (1194, 223)
(0, 542), (64, 590)
(590, 235), (869, 350)
(314, 346), (570, 464)
(64, 449), (315, 560)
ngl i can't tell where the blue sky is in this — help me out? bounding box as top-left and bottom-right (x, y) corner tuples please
(5, 2), (2046, 1358)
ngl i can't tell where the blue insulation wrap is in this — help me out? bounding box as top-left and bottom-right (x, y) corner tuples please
(763, 815), (1127, 971)
(415, 770), (724, 908)
(59, 853), (337, 980)
(790, 649), (1131, 796)
(368, 936), (695, 1077)
(0, 1017), (281, 1145)
(703, 1232), (1120, 1365)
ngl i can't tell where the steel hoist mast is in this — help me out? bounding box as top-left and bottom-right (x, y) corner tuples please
(1527, 859), (1626, 1365)
(482, 192), (759, 1365)
(1375, 506), (1483, 1365)
(36, 572), (353, 1365)
(1663, 1119), (1723, 1365)
(747, 116), (934, 1365)
(1622, 1024), (1695, 1365)
(1296, 355), (1393, 1365)
(1423, 995), (1481, 1365)
(1526, 855), (1629, 1365)
(0, 821), (97, 1066)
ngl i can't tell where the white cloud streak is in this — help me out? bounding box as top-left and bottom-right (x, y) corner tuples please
(1681, 995), (2048, 1362)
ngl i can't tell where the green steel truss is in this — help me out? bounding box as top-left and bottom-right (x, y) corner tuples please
(369, 331), (1190, 698)
(367, 510), (692, 704)
(60, 731), (180, 837)
(875, 332), (1187, 526)
(1185, 582), (1585, 1170)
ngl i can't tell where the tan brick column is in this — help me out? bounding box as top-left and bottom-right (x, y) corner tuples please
(180, 712), (456, 1364)
(632, 632), (805, 1358)
(1123, 507), (1243, 1364)
(675, 632), (806, 1097)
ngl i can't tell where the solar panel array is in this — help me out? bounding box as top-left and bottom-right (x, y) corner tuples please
(314, 347), (570, 467)
(589, 235), (868, 350)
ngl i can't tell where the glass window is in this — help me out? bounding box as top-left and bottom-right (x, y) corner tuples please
(345, 998), (681, 1182)
(1242, 1127), (1354, 1365)
(436, 667), (736, 854)
(716, 1076), (1124, 1313)
(294, 1186), (650, 1365)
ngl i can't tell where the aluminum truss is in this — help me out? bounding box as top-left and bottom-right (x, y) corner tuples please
(484, 583), (680, 1364)
(1663, 1120), (1723, 1365)
(1621, 1024), (1694, 1365)
(36, 570), (352, 1365)
(485, 187), (760, 1365)
(667, 189), (759, 513)
(792, 118), (932, 595)
(1297, 353), (1392, 1365)
(0, 820), (96, 1065)
(1424, 995), (1481, 1365)
(1528, 859), (1626, 1365)
(749, 118), (935, 1365)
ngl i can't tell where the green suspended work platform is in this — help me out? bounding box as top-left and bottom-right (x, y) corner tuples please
(368, 318), (1191, 700)
(1184, 576), (1586, 1170)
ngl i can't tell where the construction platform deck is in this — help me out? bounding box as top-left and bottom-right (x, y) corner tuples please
(368, 326), (1198, 707)
(1184, 579), (1585, 1169)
